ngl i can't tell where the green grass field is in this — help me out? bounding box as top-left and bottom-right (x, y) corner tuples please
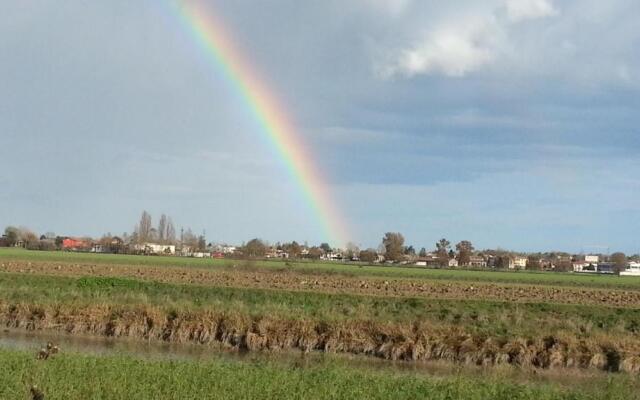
(0, 348), (636, 400)
(2, 248), (639, 290)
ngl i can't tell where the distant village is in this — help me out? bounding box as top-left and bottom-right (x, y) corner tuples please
(2, 211), (639, 276)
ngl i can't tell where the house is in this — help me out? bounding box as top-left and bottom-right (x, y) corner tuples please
(62, 238), (91, 251)
(415, 254), (439, 267)
(595, 262), (615, 274)
(621, 261), (640, 276)
(448, 258), (459, 267)
(468, 255), (487, 268)
(585, 255), (599, 264)
(91, 243), (108, 253)
(572, 261), (590, 272)
(513, 256), (528, 269)
(108, 237), (124, 254)
(133, 243), (175, 255)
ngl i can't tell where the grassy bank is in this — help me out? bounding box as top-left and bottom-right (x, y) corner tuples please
(0, 348), (636, 399)
(2, 273), (640, 338)
(2, 248), (639, 290)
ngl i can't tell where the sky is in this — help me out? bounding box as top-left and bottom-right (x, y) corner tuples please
(1, 0), (639, 253)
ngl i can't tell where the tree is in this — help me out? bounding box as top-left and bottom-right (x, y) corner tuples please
(4, 226), (19, 246)
(320, 243), (332, 253)
(137, 211), (152, 243)
(555, 259), (573, 272)
(182, 228), (198, 250)
(611, 252), (627, 274)
(283, 241), (302, 258)
(404, 245), (416, 256)
(197, 235), (206, 252)
(344, 242), (360, 260)
(307, 247), (323, 259)
(158, 214), (168, 243)
(359, 249), (377, 263)
(244, 238), (267, 257)
(526, 255), (541, 271)
(455, 240), (474, 266)
(20, 228), (38, 248)
(494, 255), (511, 269)
(418, 247), (427, 257)
(166, 218), (176, 244)
(382, 232), (405, 262)
(435, 238), (451, 267)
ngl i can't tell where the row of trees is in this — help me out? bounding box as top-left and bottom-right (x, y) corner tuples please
(131, 211), (206, 251)
(380, 232), (475, 266)
(242, 239), (334, 259)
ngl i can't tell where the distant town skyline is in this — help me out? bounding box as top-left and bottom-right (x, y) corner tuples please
(1, 0), (639, 252)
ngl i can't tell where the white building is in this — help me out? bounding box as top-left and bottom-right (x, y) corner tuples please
(621, 261), (640, 276)
(134, 243), (175, 255)
(513, 256), (528, 269)
(584, 255), (599, 264)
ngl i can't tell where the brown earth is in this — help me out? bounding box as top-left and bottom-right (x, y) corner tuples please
(3, 301), (640, 373)
(1, 260), (640, 308)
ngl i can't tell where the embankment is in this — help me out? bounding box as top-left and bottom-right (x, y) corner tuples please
(3, 301), (640, 373)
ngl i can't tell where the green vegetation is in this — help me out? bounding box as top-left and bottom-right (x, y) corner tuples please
(0, 348), (636, 400)
(2, 247), (640, 290)
(2, 273), (640, 338)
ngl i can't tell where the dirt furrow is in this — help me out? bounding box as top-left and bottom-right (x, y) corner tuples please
(2, 261), (640, 308)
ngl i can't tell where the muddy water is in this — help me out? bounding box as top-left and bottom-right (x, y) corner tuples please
(0, 328), (618, 390)
(0, 328), (285, 363)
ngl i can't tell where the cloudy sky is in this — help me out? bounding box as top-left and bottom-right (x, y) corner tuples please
(1, 0), (639, 252)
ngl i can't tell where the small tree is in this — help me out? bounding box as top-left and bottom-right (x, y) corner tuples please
(359, 249), (378, 263)
(307, 247), (323, 259)
(4, 226), (19, 246)
(526, 255), (541, 271)
(197, 235), (206, 252)
(418, 247), (427, 257)
(404, 245), (416, 256)
(611, 252), (627, 274)
(137, 211), (152, 243)
(283, 241), (302, 258)
(455, 240), (474, 266)
(555, 259), (573, 272)
(320, 243), (332, 253)
(382, 232), (405, 262)
(244, 239), (267, 258)
(435, 238), (451, 267)
(344, 242), (360, 260)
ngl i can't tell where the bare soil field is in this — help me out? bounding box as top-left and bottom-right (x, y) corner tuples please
(2, 260), (640, 308)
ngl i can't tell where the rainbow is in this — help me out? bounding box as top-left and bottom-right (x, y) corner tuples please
(169, 0), (348, 246)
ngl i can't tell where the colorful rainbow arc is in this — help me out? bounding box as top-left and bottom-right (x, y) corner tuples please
(170, 1), (349, 246)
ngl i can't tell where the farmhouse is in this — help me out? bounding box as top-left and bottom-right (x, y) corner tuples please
(513, 256), (528, 269)
(133, 243), (176, 255)
(415, 254), (439, 267)
(468, 255), (487, 268)
(62, 238), (91, 251)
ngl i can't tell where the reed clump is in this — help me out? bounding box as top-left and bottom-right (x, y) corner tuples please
(3, 301), (640, 373)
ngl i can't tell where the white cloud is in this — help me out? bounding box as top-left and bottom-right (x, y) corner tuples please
(383, 18), (498, 78)
(505, 0), (559, 22)
(377, 0), (566, 79)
